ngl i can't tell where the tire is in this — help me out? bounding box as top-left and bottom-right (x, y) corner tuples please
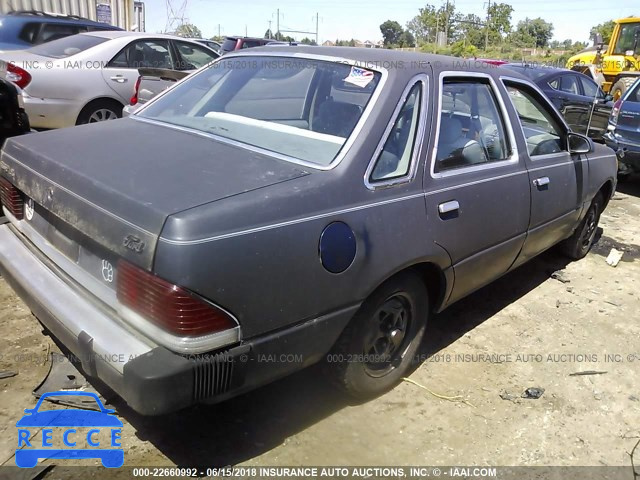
(76, 99), (123, 125)
(326, 271), (429, 399)
(561, 192), (604, 260)
(610, 77), (637, 101)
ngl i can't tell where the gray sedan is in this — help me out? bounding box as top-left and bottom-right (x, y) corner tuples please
(0, 48), (617, 415)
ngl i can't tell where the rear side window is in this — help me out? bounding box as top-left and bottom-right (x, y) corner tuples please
(18, 23), (40, 44)
(626, 81), (640, 103)
(28, 34), (108, 58)
(109, 40), (172, 69)
(504, 82), (566, 157)
(435, 78), (510, 173)
(38, 23), (86, 43)
(370, 82), (423, 182)
(559, 74), (580, 95)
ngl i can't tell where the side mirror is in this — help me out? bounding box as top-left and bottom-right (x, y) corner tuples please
(593, 33), (603, 47)
(568, 132), (593, 154)
(604, 94), (614, 102)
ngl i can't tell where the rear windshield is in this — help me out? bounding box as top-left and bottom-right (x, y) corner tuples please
(221, 38), (238, 52)
(138, 57), (382, 167)
(503, 65), (550, 80)
(28, 34), (108, 58)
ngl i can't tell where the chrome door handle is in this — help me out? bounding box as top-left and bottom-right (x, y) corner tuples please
(438, 200), (460, 214)
(110, 76), (127, 83)
(533, 177), (550, 187)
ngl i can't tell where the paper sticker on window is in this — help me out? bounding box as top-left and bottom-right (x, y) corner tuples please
(343, 66), (375, 88)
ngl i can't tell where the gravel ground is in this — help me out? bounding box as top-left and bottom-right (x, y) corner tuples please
(0, 181), (638, 472)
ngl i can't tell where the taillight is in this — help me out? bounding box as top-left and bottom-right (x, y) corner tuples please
(116, 260), (236, 337)
(0, 177), (24, 220)
(610, 99), (622, 125)
(6, 63), (32, 90)
(130, 76), (141, 105)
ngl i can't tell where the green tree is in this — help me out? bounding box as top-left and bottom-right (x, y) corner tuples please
(486, 2), (513, 45)
(264, 29), (273, 39)
(175, 23), (202, 38)
(380, 20), (404, 46)
(398, 30), (416, 47)
(590, 20), (615, 44)
(300, 37), (317, 45)
(451, 39), (477, 57)
(407, 3), (456, 45)
(454, 13), (485, 48)
(511, 18), (554, 48)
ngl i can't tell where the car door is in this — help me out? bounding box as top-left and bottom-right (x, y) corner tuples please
(502, 78), (586, 267)
(423, 73), (531, 306)
(101, 39), (173, 103)
(549, 73), (591, 134)
(578, 75), (611, 139)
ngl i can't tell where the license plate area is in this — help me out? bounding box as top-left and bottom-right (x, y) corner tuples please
(46, 223), (80, 263)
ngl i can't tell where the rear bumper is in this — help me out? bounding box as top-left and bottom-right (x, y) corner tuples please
(22, 95), (82, 129)
(604, 131), (640, 169)
(0, 224), (356, 415)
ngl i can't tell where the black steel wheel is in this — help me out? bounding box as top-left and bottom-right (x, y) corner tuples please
(326, 271), (428, 398)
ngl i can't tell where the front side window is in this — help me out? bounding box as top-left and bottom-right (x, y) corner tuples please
(174, 41), (218, 70)
(139, 58), (382, 167)
(625, 80), (640, 103)
(370, 82), (422, 182)
(579, 76), (602, 98)
(435, 78), (510, 173)
(505, 82), (566, 157)
(613, 22), (640, 55)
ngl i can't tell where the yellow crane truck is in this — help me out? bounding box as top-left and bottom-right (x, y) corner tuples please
(567, 17), (640, 100)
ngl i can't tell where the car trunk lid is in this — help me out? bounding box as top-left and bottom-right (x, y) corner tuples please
(0, 118), (309, 270)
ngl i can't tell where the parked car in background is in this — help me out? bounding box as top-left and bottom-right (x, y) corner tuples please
(220, 36), (272, 53)
(0, 77), (30, 146)
(0, 31), (219, 129)
(0, 77), (30, 223)
(502, 64), (614, 142)
(188, 38), (221, 53)
(123, 67), (190, 116)
(605, 77), (640, 180)
(0, 48), (616, 415)
(0, 10), (121, 51)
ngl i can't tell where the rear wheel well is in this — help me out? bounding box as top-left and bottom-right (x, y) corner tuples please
(408, 263), (446, 312)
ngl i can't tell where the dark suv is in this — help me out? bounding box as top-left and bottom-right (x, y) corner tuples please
(605, 77), (640, 180)
(0, 10), (121, 51)
(220, 36), (272, 54)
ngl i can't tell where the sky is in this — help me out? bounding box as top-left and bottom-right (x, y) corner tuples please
(143, 0), (638, 45)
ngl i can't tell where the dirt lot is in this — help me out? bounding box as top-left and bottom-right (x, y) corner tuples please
(0, 181), (639, 471)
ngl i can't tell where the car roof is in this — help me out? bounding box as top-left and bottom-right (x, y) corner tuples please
(82, 30), (205, 41)
(228, 46), (534, 82)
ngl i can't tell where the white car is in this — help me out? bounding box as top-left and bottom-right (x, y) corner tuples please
(0, 31), (219, 129)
